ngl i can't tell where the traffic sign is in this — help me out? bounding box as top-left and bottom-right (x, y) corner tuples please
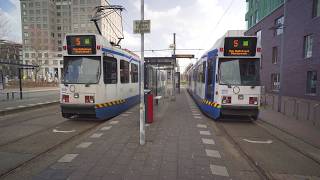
(172, 54), (194, 58)
(133, 20), (151, 34)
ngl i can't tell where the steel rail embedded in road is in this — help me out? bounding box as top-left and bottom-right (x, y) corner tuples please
(0, 118), (103, 179)
(215, 120), (272, 180)
(256, 120), (320, 166)
(216, 119), (320, 180)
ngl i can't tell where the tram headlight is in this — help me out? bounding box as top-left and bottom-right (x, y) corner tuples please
(249, 97), (258, 105)
(222, 96), (231, 104)
(85, 96), (95, 103)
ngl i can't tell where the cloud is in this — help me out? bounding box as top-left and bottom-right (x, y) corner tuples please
(121, 0), (247, 72)
(0, 0), (21, 43)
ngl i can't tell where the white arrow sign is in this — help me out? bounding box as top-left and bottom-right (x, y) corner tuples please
(53, 129), (76, 133)
(242, 138), (273, 144)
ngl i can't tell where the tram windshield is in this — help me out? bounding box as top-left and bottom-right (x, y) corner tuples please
(63, 56), (100, 84)
(219, 58), (260, 86)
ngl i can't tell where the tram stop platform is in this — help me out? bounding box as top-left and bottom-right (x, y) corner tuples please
(33, 89), (259, 180)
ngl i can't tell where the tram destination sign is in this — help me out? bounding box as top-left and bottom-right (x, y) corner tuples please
(66, 35), (96, 55)
(224, 37), (257, 56)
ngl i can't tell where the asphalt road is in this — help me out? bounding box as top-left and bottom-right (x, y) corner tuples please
(0, 104), (103, 179)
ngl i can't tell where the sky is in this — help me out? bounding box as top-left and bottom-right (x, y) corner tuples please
(0, 0), (247, 73)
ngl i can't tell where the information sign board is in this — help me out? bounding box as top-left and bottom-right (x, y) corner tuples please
(133, 20), (151, 34)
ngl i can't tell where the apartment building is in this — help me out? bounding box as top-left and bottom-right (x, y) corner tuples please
(245, 0), (320, 126)
(0, 40), (23, 79)
(20, 0), (122, 80)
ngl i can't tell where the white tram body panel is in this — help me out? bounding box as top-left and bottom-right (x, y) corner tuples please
(60, 33), (140, 119)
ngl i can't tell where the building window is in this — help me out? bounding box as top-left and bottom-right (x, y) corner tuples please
(275, 16), (284, 36)
(104, 56), (117, 84)
(272, 47), (278, 64)
(131, 63), (138, 83)
(120, 60), (129, 83)
(271, 73), (280, 91)
(303, 35), (313, 58)
(306, 71), (317, 94)
(313, 0), (320, 17)
(255, 10), (259, 24)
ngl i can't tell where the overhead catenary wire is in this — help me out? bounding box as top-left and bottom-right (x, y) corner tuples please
(104, 0), (132, 33)
(212, 0), (235, 33)
(132, 48), (205, 53)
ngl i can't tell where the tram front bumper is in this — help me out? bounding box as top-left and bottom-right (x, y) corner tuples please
(220, 105), (259, 117)
(61, 104), (96, 117)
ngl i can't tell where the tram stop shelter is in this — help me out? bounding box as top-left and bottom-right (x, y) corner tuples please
(144, 56), (178, 101)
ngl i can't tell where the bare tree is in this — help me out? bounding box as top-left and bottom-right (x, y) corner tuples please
(0, 12), (10, 39)
(29, 27), (42, 82)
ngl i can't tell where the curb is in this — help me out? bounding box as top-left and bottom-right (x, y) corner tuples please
(0, 101), (60, 116)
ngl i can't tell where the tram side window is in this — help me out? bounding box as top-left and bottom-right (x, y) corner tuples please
(103, 56), (117, 84)
(202, 62), (206, 83)
(131, 63), (138, 83)
(120, 60), (129, 83)
(198, 64), (203, 82)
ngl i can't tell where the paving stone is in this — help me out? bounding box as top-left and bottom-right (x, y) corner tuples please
(33, 91), (234, 180)
(58, 154), (78, 163)
(100, 126), (112, 131)
(76, 142), (92, 148)
(205, 149), (221, 158)
(210, 164), (229, 177)
(197, 124), (208, 128)
(202, 138), (215, 145)
(199, 131), (211, 135)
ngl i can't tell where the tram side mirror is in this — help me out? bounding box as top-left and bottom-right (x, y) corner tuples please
(215, 74), (218, 81)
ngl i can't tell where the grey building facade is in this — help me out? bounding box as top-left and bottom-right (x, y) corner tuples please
(20, 0), (121, 81)
(245, 0), (320, 126)
(0, 40), (23, 80)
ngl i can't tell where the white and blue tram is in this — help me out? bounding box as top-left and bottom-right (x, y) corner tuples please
(187, 30), (261, 120)
(60, 33), (140, 120)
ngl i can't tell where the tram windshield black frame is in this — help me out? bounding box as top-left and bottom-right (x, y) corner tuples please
(218, 58), (260, 86)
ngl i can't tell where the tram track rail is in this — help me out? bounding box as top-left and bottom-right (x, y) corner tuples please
(256, 120), (320, 166)
(0, 116), (103, 179)
(215, 118), (320, 180)
(215, 120), (272, 180)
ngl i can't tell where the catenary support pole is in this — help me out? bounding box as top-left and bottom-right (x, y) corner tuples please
(139, 0), (145, 145)
(18, 68), (23, 100)
(171, 33), (176, 100)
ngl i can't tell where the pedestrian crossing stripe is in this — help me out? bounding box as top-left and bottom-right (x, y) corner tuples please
(202, 99), (221, 109)
(95, 99), (126, 108)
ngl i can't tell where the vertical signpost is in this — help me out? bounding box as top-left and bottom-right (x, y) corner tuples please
(134, 2), (151, 145)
